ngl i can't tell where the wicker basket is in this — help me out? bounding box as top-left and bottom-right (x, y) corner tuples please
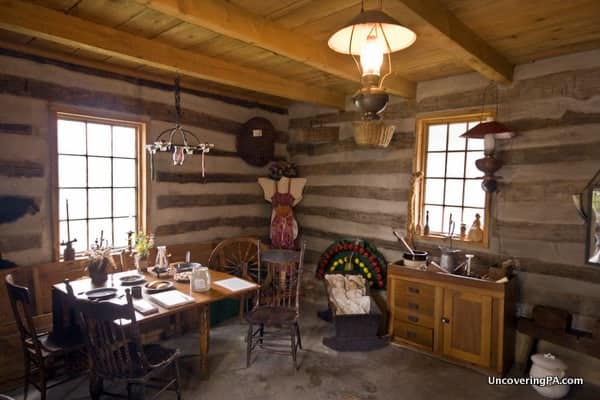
(352, 121), (395, 148)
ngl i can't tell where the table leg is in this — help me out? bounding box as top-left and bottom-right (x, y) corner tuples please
(198, 304), (210, 378)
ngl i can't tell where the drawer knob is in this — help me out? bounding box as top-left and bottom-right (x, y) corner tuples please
(408, 302), (419, 310)
(408, 287), (420, 294)
(408, 315), (419, 323)
(441, 317), (450, 324)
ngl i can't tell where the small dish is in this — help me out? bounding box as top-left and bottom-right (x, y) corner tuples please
(119, 274), (146, 285)
(85, 287), (118, 301)
(174, 271), (191, 283)
(144, 280), (174, 293)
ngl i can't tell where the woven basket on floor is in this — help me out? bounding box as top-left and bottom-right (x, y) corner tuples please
(352, 121), (395, 148)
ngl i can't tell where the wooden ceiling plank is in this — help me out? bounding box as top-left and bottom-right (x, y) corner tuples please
(392, 0), (514, 83)
(0, 39), (289, 109)
(133, 0), (416, 98)
(0, 0), (344, 108)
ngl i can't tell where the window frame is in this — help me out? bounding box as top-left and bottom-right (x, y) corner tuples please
(50, 110), (148, 261)
(411, 111), (494, 248)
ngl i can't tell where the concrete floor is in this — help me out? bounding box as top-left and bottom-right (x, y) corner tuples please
(8, 287), (600, 400)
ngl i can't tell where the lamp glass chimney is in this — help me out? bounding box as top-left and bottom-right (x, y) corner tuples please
(360, 32), (384, 77)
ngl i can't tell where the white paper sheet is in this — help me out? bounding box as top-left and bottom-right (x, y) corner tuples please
(149, 290), (195, 309)
(213, 277), (256, 292)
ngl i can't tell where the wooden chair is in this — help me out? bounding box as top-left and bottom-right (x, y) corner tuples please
(67, 283), (182, 400)
(245, 242), (305, 369)
(5, 274), (81, 400)
(208, 237), (266, 318)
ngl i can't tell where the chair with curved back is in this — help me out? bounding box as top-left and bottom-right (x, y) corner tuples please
(5, 274), (80, 400)
(245, 242), (306, 369)
(65, 281), (182, 400)
(208, 237), (267, 318)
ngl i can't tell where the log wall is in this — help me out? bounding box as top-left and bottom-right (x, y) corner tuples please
(0, 53), (286, 265)
(289, 49), (600, 383)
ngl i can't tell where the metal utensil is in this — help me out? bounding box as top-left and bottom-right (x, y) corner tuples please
(393, 230), (415, 255)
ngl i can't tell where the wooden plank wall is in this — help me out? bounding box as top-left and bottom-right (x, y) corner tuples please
(0, 53), (285, 266)
(289, 49), (600, 382)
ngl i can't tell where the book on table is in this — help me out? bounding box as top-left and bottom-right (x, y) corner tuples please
(149, 290), (195, 309)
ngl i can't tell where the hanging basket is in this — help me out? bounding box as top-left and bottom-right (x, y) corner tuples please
(352, 121), (395, 148)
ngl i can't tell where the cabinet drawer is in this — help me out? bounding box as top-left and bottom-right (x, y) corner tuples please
(395, 307), (434, 328)
(394, 321), (433, 349)
(395, 280), (435, 299)
(394, 295), (435, 316)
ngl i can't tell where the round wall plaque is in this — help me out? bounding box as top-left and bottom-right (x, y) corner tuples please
(236, 117), (276, 167)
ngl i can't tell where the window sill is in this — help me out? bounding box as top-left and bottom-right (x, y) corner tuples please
(413, 233), (489, 250)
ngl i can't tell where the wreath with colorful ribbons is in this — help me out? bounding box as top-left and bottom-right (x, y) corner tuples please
(316, 238), (388, 289)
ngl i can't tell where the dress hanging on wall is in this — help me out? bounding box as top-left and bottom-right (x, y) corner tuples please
(258, 175), (307, 249)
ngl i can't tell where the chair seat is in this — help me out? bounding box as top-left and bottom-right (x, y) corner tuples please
(245, 306), (297, 325)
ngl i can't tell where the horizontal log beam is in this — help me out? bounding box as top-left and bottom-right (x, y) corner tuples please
(0, 0), (345, 108)
(301, 227), (401, 255)
(0, 233), (41, 252)
(298, 159), (412, 176)
(0, 44), (288, 112)
(493, 219), (585, 243)
(499, 141), (600, 166)
(155, 216), (269, 236)
(296, 205), (406, 228)
(304, 185), (409, 202)
(156, 172), (261, 184)
(0, 73), (288, 143)
(157, 194), (264, 209)
(499, 180), (586, 202)
(0, 160), (43, 178)
(0, 123), (32, 136)
(289, 134), (415, 156)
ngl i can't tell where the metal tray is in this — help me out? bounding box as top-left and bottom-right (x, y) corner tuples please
(119, 274), (146, 286)
(85, 287), (118, 301)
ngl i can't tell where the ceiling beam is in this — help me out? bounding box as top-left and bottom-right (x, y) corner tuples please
(133, 0), (416, 98)
(0, 0), (346, 109)
(393, 0), (514, 83)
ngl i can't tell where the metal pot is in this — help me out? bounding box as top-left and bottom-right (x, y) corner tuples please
(403, 250), (428, 268)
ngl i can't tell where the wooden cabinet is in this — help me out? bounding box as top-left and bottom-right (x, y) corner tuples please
(387, 266), (516, 375)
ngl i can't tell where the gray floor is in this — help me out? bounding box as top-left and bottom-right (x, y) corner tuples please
(8, 289), (600, 400)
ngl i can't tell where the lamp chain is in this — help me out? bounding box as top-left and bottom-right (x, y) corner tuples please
(174, 76), (181, 127)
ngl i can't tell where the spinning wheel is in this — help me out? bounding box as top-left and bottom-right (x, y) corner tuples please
(208, 237), (270, 288)
(208, 237), (269, 319)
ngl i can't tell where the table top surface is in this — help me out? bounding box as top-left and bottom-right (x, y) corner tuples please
(53, 269), (258, 322)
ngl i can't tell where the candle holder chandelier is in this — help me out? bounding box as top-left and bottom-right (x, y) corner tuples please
(328, 1), (416, 146)
(146, 76), (214, 179)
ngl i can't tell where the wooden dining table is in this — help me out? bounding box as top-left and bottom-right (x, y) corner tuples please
(51, 268), (259, 377)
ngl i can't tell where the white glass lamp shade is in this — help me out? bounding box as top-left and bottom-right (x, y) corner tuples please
(328, 10), (416, 55)
(360, 36), (384, 76)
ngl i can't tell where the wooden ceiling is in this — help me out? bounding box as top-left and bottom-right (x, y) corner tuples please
(0, 0), (598, 109)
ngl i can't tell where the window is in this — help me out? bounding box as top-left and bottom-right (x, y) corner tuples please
(413, 113), (492, 245)
(55, 113), (145, 255)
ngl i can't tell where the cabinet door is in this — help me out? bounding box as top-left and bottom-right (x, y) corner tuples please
(442, 289), (492, 367)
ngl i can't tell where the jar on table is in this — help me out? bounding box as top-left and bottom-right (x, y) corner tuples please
(191, 264), (211, 293)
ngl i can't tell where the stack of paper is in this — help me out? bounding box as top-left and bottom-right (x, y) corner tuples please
(213, 277), (256, 292)
(149, 290), (195, 309)
(134, 299), (158, 315)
